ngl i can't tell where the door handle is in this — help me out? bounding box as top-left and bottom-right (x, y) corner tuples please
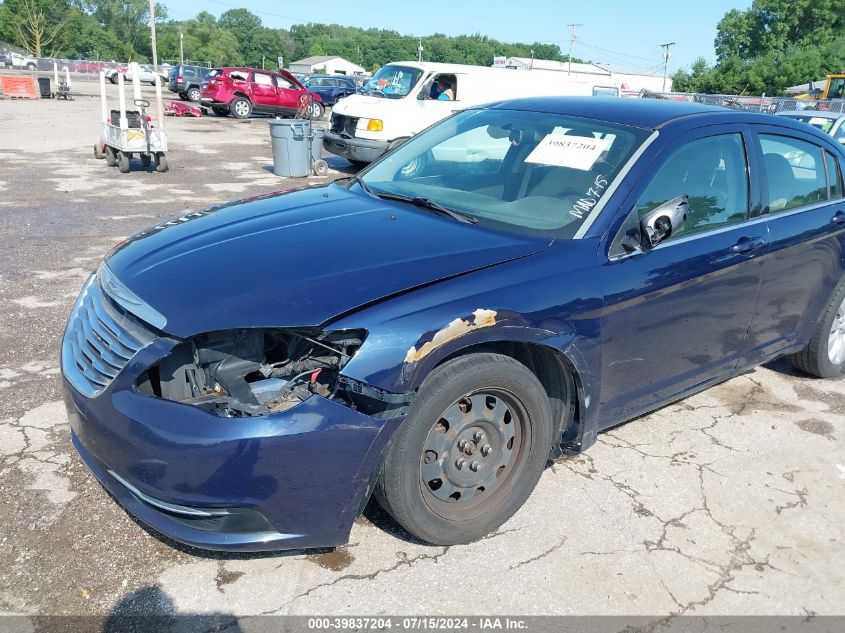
(831, 211), (845, 225)
(730, 236), (766, 254)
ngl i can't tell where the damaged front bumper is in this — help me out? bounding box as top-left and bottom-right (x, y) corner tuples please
(323, 131), (388, 164)
(61, 275), (407, 551)
(64, 346), (404, 551)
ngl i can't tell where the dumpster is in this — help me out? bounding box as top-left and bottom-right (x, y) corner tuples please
(37, 76), (51, 98)
(269, 119), (311, 178)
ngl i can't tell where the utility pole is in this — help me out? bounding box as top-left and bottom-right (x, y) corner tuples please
(567, 23), (581, 76)
(660, 42), (675, 92)
(148, 0), (159, 73)
(418, 38), (424, 63)
(179, 30), (184, 65)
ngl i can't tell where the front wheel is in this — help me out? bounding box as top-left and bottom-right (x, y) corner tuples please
(26, 62), (36, 71)
(187, 87), (201, 102)
(109, 75), (118, 85)
(154, 152), (168, 172)
(117, 151), (130, 173)
(375, 353), (553, 545)
(230, 97), (252, 119)
(789, 281), (845, 377)
(105, 146), (117, 167)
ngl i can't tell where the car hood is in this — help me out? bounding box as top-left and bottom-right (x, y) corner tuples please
(106, 185), (550, 338)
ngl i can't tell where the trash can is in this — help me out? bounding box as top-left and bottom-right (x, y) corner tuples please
(269, 119), (311, 178)
(309, 126), (325, 164)
(37, 76), (51, 98)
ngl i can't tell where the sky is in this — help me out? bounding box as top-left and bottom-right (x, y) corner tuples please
(161, 0), (752, 73)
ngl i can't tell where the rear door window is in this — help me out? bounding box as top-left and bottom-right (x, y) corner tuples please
(759, 135), (828, 213)
(253, 72), (274, 86)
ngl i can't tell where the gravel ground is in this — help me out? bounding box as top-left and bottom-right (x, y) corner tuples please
(0, 89), (844, 626)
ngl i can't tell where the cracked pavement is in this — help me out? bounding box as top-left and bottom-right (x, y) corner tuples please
(1, 92), (844, 621)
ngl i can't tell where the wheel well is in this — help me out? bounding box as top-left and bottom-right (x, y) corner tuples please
(438, 341), (582, 457)
(233, 92), (250, 101)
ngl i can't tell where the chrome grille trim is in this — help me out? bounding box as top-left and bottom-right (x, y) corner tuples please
(62, 275), (157, 398)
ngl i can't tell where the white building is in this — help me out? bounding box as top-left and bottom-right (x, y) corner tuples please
(289, 56), (365, 76)
(492, 56), (670, 93)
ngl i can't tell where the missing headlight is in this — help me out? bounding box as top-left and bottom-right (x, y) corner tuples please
(137, 328), (366, 417)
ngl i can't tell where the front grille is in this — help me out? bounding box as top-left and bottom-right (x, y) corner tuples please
(330, 113), (358, 137)
(62, 277), (157, 398)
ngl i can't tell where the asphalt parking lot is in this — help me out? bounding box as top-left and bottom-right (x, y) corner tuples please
(0, 85), (844, 623)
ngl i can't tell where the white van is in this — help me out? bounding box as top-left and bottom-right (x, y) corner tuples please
(323, 61), (600, 164)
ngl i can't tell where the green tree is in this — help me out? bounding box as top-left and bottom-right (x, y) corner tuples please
(715, 0), (845, 61)
(0, 0), (71, 57)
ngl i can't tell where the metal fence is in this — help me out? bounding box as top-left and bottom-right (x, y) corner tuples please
(640, 90), (845, 114)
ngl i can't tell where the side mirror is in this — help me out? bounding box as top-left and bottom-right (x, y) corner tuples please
(639, 195), (689, 248)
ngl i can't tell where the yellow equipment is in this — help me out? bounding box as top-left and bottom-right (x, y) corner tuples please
(798, 74), (845, 100)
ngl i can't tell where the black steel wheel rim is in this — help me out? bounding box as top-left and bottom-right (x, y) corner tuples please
(419, 389), (530, 521)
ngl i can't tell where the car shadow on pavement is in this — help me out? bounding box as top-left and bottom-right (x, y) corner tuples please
(103, 585), (242, 632)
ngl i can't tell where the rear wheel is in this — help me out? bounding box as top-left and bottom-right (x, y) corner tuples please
(231, 97), (252, 119)
(789, 281), (845, 378)
(93, 143), (104, 159)
(187, 87), (201, 102)
(375, 353), (553, 545)
(110, 74), (118, 85)
(308, 101), (325, 120)
(105, 146), (117, 167)
(155, 152), (168, 172)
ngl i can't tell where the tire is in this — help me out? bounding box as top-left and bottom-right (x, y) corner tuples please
(110, 75), (118, 85)
(308, 101), (325, 120)
(178, 91), (187, 100)
(375, 353), (553, 545)
(155, 152), (168, 172)
(117, 151), (130, 173)
(313, 159), (328, 176)
(212, 106), (229, 117)
(789, 281), (845, 378)
(93, 143), (104, 160)
(230, 97), (251, 119)
(187, 87), (201, 102)
(26, 62), (36, 71)
(105, 146), (117, 167)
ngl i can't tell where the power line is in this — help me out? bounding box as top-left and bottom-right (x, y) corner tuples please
(575, 40), (663, 64)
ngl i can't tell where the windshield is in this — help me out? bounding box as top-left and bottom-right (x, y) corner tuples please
(360, 108), (649, 238)
(782, 114), (837, 133)
(361, 65), (422, 99)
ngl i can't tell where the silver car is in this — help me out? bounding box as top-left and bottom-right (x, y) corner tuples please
(776, 110), (845, 145)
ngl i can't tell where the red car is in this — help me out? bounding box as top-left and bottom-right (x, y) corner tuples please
(200, 67), (324, 119)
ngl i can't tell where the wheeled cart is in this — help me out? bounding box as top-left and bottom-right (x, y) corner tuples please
(94, 64), (168, 173)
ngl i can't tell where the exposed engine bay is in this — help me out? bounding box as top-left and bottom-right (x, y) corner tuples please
(137, 328), (408, 418)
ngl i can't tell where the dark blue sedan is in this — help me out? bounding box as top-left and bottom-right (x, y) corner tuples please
(62, 97), (845, 551)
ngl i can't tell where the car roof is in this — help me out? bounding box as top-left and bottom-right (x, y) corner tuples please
(474, 96), (843, 134)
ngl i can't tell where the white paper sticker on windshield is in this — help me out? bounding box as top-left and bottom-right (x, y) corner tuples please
(525, 135), (610, 170)
(809, 117), (829, 126)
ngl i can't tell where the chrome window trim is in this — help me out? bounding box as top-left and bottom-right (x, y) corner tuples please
(608, 198), (837, 261)
(573, 130), (660, 239)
